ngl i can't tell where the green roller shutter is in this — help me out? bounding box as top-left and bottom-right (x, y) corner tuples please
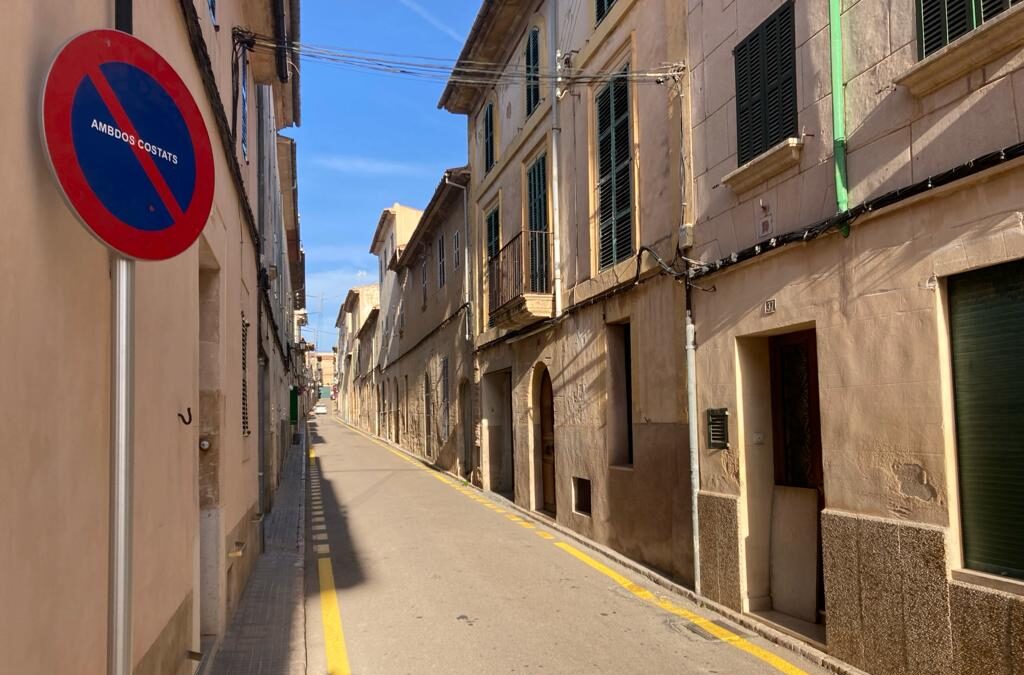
(949, 259), (1024, 580)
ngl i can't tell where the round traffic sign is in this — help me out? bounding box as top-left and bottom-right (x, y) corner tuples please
(42, 30), (215, 260)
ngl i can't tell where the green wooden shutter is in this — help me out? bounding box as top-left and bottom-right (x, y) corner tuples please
(527, 155), (549, 293)
(596, 0), (617, 23)
(764, 2), (797, 151)
(734, 34), (761, 166)
(596, 66), (632, 270)
(734, 1), (797, 165)
(980, 0), (1022, 20)
(917, 0), (1020, 58)
(526, 29), (540, 116)
(484, 103), (495, 172)
(486, 209), (500, 260)
(949, 260), (1024, 581)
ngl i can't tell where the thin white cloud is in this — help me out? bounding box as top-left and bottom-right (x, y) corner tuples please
(397, 0), (464, 43)
(310, 154), (434, 177)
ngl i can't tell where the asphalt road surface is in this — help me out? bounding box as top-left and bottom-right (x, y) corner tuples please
(304, 418), (829, 675)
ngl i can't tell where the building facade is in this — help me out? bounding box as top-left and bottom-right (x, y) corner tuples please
(306, 350), (336, 399)
(369, 203), (423, 435)
(381, 168), (475, 474)
(686, 0), (1024, 671)
(1, 0), (302, 673)
(440, 0), (694, 582)
(332, 0), (1024, 672)
(336, 283), (379, 424)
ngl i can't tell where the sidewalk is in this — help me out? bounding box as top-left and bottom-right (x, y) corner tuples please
(207, 433), (307, 675)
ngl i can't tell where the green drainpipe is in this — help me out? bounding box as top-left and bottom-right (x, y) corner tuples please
(829, 0), (850, 236)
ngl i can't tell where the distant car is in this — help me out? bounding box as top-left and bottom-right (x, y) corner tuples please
(314, 403), (328, 415)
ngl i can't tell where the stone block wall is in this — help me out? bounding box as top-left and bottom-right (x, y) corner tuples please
(697, 491), (742, 611)
(822, 509), (1024, 675)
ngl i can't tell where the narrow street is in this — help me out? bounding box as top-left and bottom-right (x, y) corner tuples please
(302, 418), (829, 675)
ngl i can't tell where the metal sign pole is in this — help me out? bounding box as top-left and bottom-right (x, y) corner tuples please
(41, 16), (212, 671)
(109, 254), (134, 675)
(109, 7), (133, 675)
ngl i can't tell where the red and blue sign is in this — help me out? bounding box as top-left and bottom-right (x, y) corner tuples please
(42, 30), (214, 260)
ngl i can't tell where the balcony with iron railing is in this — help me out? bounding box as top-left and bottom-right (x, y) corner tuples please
(487, 230), (554, 329)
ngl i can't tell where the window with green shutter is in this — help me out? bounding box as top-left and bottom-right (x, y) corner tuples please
(526, 29), (541, 116)
(486, 208), (501, 260)
(949, 259), (1024, 581)
(917, 0), (1022, 58)
(734, 1), (797, 166)
(484, 102), (495, 172)
(596, 65), (633, 270)
(596, 0), (617, 24)
(527, 155), (550, 293)
(437, 235), (446, 288)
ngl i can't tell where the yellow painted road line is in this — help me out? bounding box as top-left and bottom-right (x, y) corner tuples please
(554, 543), (807, 675)
(317, 557), (353, 675)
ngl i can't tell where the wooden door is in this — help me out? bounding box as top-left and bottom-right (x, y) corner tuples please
(769, 329), (825, 623)
(540, 369), (556, 515)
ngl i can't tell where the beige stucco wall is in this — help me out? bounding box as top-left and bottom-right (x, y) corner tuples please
(688, 0), (837, 260)
(687, 0), (1024, 666)
(375, 205), (423, 370)
(689, 0), (1024, 531)
(0, 1), (275, 672)
(476, 276), (693, 580)
(456, 0), (692, 582)
(374, 180), (474, 471)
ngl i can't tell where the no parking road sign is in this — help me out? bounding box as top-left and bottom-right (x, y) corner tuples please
(42, 30), (214, 260)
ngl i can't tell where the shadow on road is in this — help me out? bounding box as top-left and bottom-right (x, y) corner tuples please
(306, 419), (366, 591)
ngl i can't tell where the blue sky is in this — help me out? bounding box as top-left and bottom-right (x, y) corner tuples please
(286, 1), (480, 349)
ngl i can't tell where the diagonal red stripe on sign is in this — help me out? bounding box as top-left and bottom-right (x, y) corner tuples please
(87, 66), (185, 222)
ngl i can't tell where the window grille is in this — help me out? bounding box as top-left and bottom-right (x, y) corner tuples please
(241, 314), (250, 435)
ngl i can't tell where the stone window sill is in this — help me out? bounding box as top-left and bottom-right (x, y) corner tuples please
(721, 138), (803, 195)
(951, 568), (1024, 599)
(894, 4), (1024, 97)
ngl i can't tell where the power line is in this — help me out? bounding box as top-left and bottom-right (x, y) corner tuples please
(243, 33), (678, 88)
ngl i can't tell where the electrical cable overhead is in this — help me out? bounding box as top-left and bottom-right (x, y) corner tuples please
(559, 0), (583, 53)
(242, 33), (677, 88)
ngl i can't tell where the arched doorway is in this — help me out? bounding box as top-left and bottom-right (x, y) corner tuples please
(393, 379), (401, 444)
(534, 365), (556, 516)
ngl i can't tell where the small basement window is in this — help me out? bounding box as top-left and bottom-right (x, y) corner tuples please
(707, 408), (729, 449)
(573, 477), (592, 516)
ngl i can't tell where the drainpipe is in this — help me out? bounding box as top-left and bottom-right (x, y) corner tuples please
(549, 0), (564, 316)
(829, 0), (849, 227)
(256, 87), (268, 522)
(686, 309), (701, 596)
(444, 172), (471, 342)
